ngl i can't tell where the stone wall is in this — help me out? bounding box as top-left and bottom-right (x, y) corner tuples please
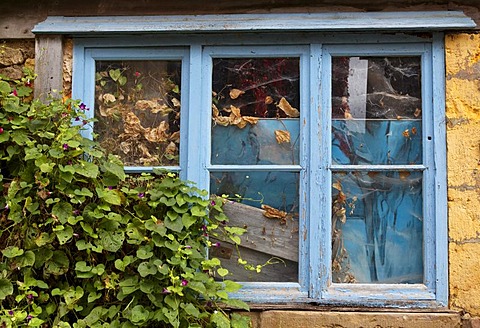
(0, 40), (35, 79)
(445, 33), (480, 319)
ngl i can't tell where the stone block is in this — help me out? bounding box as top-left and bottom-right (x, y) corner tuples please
(0, 46), (24, 67)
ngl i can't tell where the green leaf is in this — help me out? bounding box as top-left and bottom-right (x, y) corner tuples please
(191, 205), (207, 217)
(139, 279), (155, 294)
(56, 225), (74, 244)
(165, 216), (183, 233)
(130, 305), (149, 324)
(98, 229), (124, 252)
(0, 278), (14, 300)
(52, 202), (73, 224)
(11, 130), (30, 145)
(217, 268), (229, 277)
(35, 232), (54, 247)
(17, 250), (35, 268)
(137, 245), (153, 260)
(109, 69), (121, 82)
(181, 303), (200, 318)
(231, 313), (252, 328)
(138, 262), (157, 277)
(75, 261), (92, 272)
(74, 161), (99, 178)
(114, 256), (133, 271)
(0, 80), (11, 94)
(223, 280), (242, 293)
(223, 299), (250, 311)
(181, 213), (197, 229)
(2, 246), (24, 258)
(96, 187), (122, 205)
(104, 159), (126, 181)
(44, 250), (69, 275)
(118, 76), (127, 86)
(210, 311), (230, 328)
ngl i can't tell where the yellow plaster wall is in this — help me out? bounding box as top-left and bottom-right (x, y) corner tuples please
(446, 33), (480, 316)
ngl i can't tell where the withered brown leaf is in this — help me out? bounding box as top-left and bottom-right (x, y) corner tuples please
(274, 130), (291, 144)
(277, 97), (300, 118)
(229, 88), (245, 100)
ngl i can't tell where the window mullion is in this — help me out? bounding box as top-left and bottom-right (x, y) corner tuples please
(185, 44), (207, 187)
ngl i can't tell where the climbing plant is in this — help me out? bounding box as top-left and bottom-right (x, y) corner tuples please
(0, 70), (251, 327)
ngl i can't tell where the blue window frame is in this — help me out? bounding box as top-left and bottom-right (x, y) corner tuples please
(71, 30), (448, 307)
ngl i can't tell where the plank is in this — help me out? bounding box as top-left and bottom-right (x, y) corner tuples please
(210, 201), (299, 282)
(32, 12), (476, 35)
(34, 35), (63, 100)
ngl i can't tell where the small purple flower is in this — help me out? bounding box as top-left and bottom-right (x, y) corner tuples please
(8, 310), (14, 316)
(185, 245), (192, 249)
(11, 90), (18, 97)
(201, 225), (207, 232)
(79, 103), (89, 110)
(4, 204), (9, 211)
(212, 242), (221, 247)
(162, 288), (170, 294)
(63, 143), (69, 151)
(108, 186), (113, 190)
(62, 112), (68, 117)
(210, 200), (216, 206)
(134, 71), (141, 78)
(26, 314), (33, 321)
(75, 116), (80, 121)
(67, 161), (73, 165)
(27, 294), (33, 300)
(25, 80), (32, 87)
(82, 120), (88, 126)
(138, 192), (145, 199)
(181, 279), (188, 286)
(206, 301), (213, 307)
(73, 209), (80, 215)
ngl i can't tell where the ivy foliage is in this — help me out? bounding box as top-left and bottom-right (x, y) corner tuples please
(0, 71), (250, 327)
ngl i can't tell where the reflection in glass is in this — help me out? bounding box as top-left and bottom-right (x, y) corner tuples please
(95, 60), (182, 167)
(211, 58), (300, 165)
(209, 57), (301, 282)
(332, 171), (423, 284)
(210, 171), (299, 282)
(330, 56), (424, 284)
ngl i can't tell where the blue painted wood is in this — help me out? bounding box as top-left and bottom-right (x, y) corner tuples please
(71, 33), (448, 307)
(33, 12), (475, 35)
(432, 33), (448, 306)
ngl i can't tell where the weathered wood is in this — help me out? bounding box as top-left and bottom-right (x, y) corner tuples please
(1, 0), (479, 38)
(223, 201), (299, 262)
(34, 35), (63, 100)
(31, 12), (476, 35)
(211, 201), (299, 282)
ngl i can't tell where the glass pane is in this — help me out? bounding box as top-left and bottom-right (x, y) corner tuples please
(332, 120), (422, 165)
(211, 58), (300, 165)
(331, 56), (422, 165)
(95, 60), (182, 167)
(331, 171), (423, 284)
(210, 171), (299, 282)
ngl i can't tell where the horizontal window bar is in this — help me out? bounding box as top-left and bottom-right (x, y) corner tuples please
(207, 165), (303, 172)
(330, 165), (426, 171)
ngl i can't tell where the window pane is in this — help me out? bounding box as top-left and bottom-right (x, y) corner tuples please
(94, 60), (182, 167)
(331, 57), (422, 165)
(332, 171), (423, 284)
(211, 58), (300, 165)
(210, 171), (299, 282)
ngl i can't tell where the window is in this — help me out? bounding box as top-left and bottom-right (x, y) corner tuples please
(58, 13), (464, 307)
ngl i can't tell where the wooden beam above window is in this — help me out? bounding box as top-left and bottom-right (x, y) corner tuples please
(32, 11), (475, 35)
